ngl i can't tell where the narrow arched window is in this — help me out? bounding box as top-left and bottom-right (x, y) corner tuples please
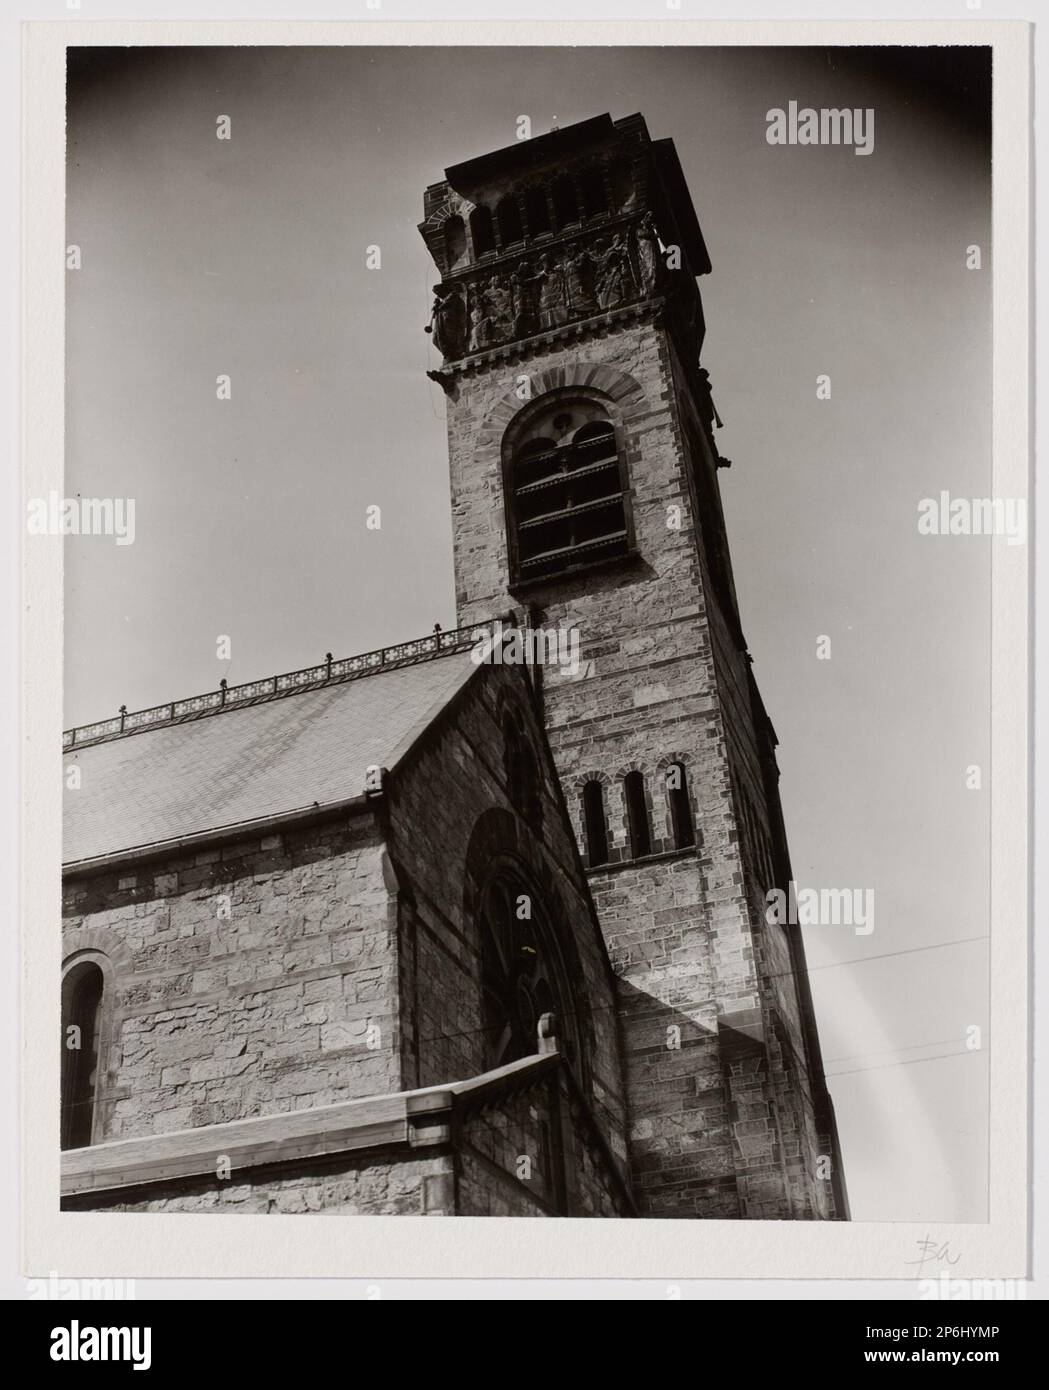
(579, 168), (607, 219)
(505, 394), (632, 584)
(444, 214), (467, 271)
(582, 780), (609, 867)
(552, 175), (578, 229)
(666, 761), (695, 849)
(470, 205), (495, 257)
(524, 185), (551, 238)
(624, 770), (651, 859)
(61, 959), (104, 1149)
(496, 196), (523, 248)
(611, 163), (633, 211)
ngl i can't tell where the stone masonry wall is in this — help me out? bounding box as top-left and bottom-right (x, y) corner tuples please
(384, 660), (628, 1176)
(63, 1150), (455, 1216)
(455, 1070), (628, 1218)
(61, 812), (403, 1143)
(439, 313), (836, 1217)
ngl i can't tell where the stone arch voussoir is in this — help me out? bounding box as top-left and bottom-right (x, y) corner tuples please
(474, 362), (649, 457)
(61, 925), (131, 974)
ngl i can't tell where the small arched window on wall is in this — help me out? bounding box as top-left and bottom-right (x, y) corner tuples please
(505, 394), (632, 585)
(61, 957), (106, 1149)
(444, 214), (468, 271)
(524, 185), (551, 238)
(666, 762), (695, 849)
(579, 168), (608, 219)
(582, 780), (609, 868)
(470, 205), (495, 258)
(496, 196), (523, 249)
(552, 175), (578, 229)
(623, 770), (652, 859)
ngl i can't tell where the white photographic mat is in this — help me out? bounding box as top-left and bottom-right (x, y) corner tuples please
(23, 17), (1030, 1282)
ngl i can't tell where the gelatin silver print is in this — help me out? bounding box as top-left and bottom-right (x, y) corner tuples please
(55, 43), (1001, 1229)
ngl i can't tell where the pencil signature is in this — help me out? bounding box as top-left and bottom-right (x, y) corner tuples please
(905, 1237), (961, 1277)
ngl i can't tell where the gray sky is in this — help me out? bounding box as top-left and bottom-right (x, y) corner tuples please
(65, 44), (992, 1221)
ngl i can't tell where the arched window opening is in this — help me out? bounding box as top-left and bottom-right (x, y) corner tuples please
(506, 396), (631, 584)
(470, 205), (495, 258)
(624, 770), (651, 859)
(552, 175), (578, 229)
(479, 875), (573, 1074)
(444, 214), (467, 271)
(496, 196), (524, 248)
(666, 762), (695, 849)
(582, 780), (609, 868)
(524, 186), (551, 238)
(61, 960), (104, 1150)
(610, 163), (634, 211)
(579, 168), (607, 219)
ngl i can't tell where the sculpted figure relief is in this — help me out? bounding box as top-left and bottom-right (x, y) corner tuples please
(432, 215), (659, 358)
(483, 275), (513, 340)
(511, 260), (544, 337)
(466, 284), (491, 353)
(564, 246), (598, 317)
(426, 283), (466, 359)
(537, 253), (569, 330)
(594, 233), (637, 309)
(634, 213), (663, 295)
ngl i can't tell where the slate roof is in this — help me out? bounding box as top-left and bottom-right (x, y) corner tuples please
(63, 653), (480, 868)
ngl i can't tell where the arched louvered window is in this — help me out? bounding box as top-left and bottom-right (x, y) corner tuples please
(505, 396), (631, 584)
(444, 214), (467, 271)
(624, 770), (651, 859)
(496, 196), (524, 248)
(61, 958), (105, 1150)
(552, 175), (578, 229)
(470, 205), (495, 258)
(582, 780), (609, 868)
(524, 185), (551, 238)
(666, 761), (695, 849)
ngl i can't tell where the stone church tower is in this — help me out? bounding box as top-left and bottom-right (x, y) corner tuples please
(421, 113), (847, 1219)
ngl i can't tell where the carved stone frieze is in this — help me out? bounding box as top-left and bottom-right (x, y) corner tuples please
(425, 214), (669, 362)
